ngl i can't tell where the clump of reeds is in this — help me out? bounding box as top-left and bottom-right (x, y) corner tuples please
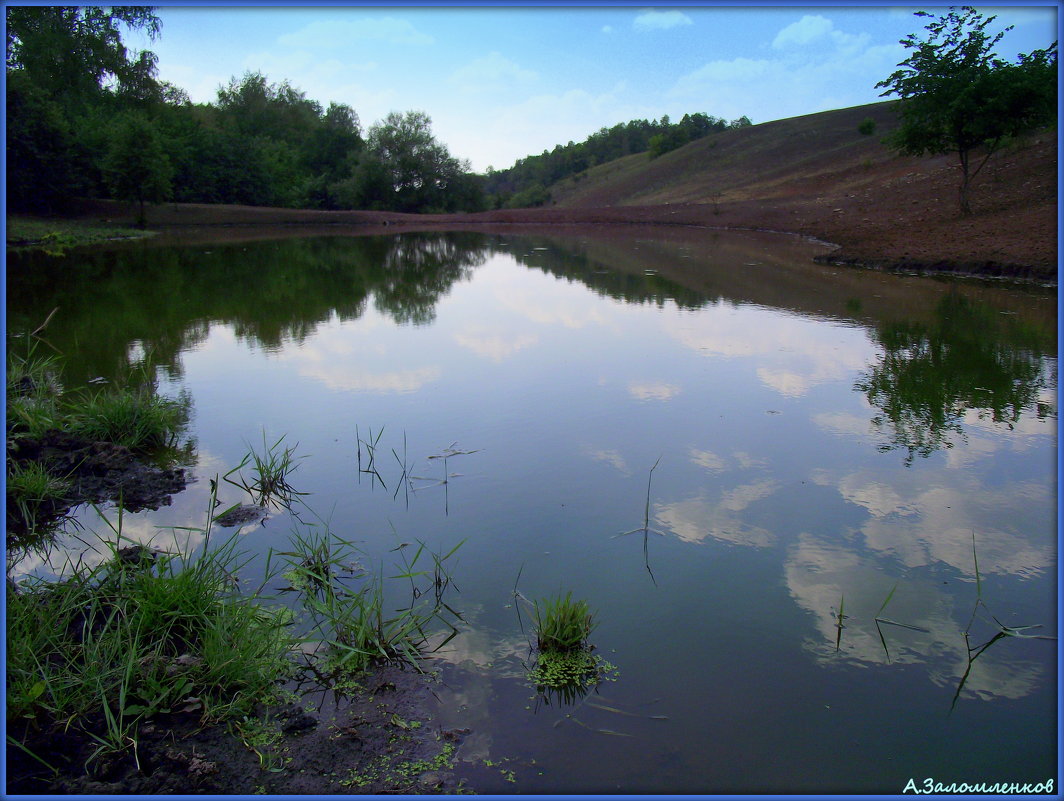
(522, 591), (612, 701)
(532, 592), (596, 653)
(5, 461), (72, 541)
(6, 329), (192, 546)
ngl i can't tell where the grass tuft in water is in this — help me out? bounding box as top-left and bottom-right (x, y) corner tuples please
(277, 513), (463, 676)
(6, 461), (73, 541)
(532, 592), (596, 653)
(224, 431), (308, 508)
(522, 591), (617, 705)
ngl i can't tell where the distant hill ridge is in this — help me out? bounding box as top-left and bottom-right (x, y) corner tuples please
(548, 102), (904, 208)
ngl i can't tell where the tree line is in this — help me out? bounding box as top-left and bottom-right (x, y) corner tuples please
(483, 112), (752, 209)
(6, 7), (485, 217)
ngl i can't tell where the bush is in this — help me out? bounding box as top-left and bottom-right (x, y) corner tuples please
(858, 118), (877, 136)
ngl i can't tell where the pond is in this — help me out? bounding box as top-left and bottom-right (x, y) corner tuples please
(7, 227), (1057, 793)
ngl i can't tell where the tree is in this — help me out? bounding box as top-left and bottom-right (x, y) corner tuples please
(876, 7), (1057, 215)
(5, 71), (81, 211)
(366, 111), (478, 212)
(102, 113), (174, 226)
(6, 6), (162, 107)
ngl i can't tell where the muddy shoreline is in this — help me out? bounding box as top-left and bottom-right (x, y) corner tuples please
(38, 169), (1060, 286)
(7, 661), (478, 795)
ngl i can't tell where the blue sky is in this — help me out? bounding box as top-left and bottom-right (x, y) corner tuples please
(129, 5), (1059, 173)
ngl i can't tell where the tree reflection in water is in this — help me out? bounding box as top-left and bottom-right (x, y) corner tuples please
(856, 290), (1055, 465)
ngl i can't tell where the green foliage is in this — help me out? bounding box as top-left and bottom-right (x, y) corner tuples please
(856, 290), (1055, 465)
(6, 217), (152, 253)
(529, 649), (604, 690)
(102, 112), (174, 225)
(532, 592), (596, 653)
(365, 110), (484, 213)
(5, 6), (162, 107)
(5, 71), (82, 213)
(857, 117), (877, 136)
(503, 183), (551, 209)
(487, 111), (748, 199)
(876, 7), (1057, 214)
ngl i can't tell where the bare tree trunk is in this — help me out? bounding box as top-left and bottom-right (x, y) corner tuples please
(958, 148), (972, 216)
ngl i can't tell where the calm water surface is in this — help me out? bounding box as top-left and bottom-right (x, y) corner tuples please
(7, 228), (1057, 793)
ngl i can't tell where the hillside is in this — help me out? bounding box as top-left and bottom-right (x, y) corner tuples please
(549, 103), (907, 208)
(534, 101), (1056, 281)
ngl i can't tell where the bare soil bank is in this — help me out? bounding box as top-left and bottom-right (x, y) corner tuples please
(51, 106), (1056, 284)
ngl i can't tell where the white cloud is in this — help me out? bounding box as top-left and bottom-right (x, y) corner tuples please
(689, 448), (727, 473)
(668, 26), (905, 124)
(298, 365), (442, 394)
(663, 307), (875, 398)
(602, 25), (614, 34)
(813, 411), (871, 439)
(278, 18), (434, 48)
(633, 9), (693, 31)
(654, 490), (776, 547)
(720, 479), (778, 512)
(672, 57), (772, 92)
(449, 51), (537, 93)
(453, 330), (538, 362)
(733, 451), (768, 470)
(628, 381), (681, 401)
(582, 447), (630, 475)
(443, 83), (657, 171)
(772, 15), (834, 49)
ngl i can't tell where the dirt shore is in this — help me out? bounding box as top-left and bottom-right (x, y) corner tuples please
(49, 124), (1057, 285)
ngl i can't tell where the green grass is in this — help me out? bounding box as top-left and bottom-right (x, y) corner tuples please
(5, 461), (72, 542)
(7, 332), (191, 452)
(6, 491), (468, 779)
(532, 592), (596, 653)
(6, 217), (154, 254)
(276, 515), (463, 676)
(224, 432), (307, 508)
(6, 500), (297, 772)
(6, 340), (64, 439)
(6, 335), (193, 544)
(66, 387), (191, 451)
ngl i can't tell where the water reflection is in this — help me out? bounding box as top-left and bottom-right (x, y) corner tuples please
(785, 532), (1051, 704)
(856, 291), (1056, 465)
(6, 232), (490, 387)
(6, 229), (1056, 790)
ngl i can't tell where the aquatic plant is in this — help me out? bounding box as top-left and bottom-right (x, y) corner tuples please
(277, 513), (463, 675)
(5, 461), (72, 541)
(6, 327), (193, 545)
(614, 456), (664, 584)
(532, 592), (596, 653)
(951, 531), (1056, 710)
(224, 431), (307, 508)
